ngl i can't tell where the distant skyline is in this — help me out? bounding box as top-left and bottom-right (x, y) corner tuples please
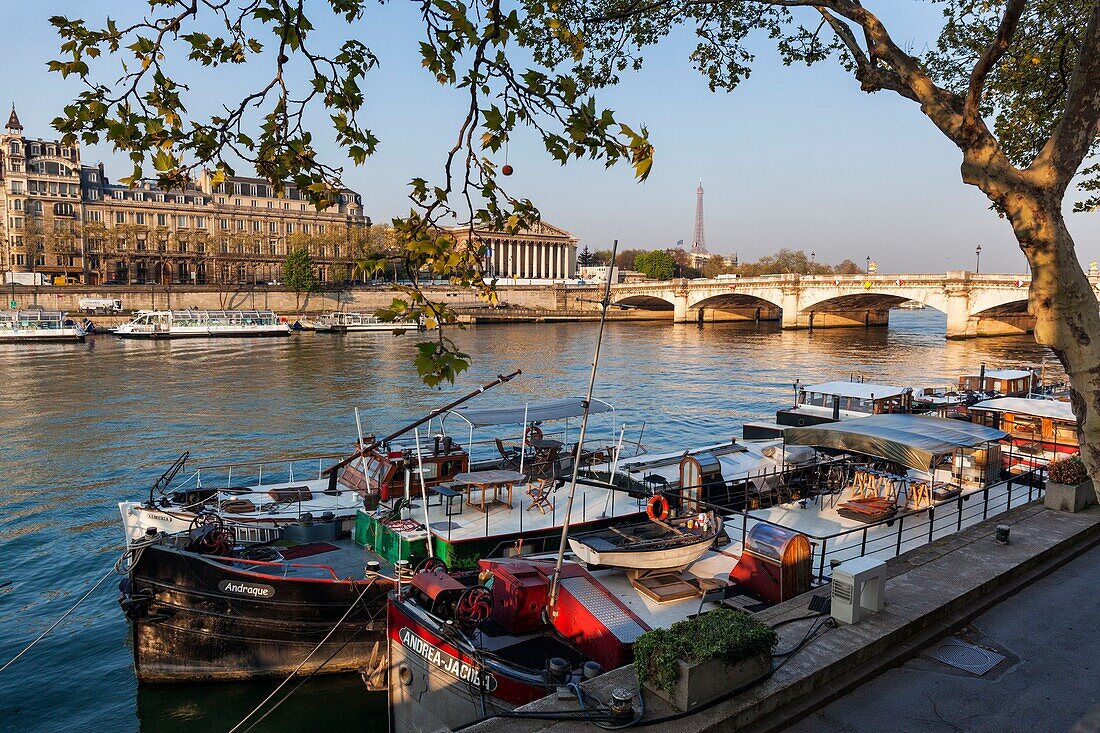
(2, 1), (1097, 273)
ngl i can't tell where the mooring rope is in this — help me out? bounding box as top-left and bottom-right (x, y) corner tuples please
(226, 579), (375, 733)
(0, 565), (115, 675)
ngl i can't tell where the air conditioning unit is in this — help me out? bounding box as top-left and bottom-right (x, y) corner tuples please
(831, 557), (886, 625)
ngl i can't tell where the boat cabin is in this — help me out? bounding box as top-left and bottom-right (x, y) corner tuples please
(339, 434), (470, 505)
(777, 381), (913, 427)
(969, 397), (1078, 463)
(0, 310), (85, 342)
(957, 368), (1036, 397)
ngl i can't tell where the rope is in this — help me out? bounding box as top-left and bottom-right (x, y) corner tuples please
(226, 580), (374, 733)
(0, 564), (116, 675)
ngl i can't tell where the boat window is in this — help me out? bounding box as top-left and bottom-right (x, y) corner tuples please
(852, 398), (874, 414)
(804, 392), (823, 407)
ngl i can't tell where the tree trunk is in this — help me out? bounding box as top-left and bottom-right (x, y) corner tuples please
(1002, 188), (1100, 499)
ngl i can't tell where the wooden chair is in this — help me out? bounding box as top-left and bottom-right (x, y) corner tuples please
(495, 438), (521, 470)
(526, 446), (560, 479)
(525, 479), (553, 514)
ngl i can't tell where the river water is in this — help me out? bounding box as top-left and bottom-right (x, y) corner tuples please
(0, 311), (1063, 732)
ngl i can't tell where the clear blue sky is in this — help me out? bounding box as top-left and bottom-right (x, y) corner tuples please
(2, 1), (1095, 273)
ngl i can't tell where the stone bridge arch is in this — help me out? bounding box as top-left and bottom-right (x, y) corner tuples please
(685, 291), (784, 323)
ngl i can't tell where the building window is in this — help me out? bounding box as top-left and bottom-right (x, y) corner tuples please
(113, 190), (124, 200)
(218, 219), (228, 230)
(133, 192), (143, 202)
(286, 223), (294, 234)
(135, 212), (145, 225)
(10, 181), (22, 195)
(15, 254), (25, 265)
(136, 239), (147, 251)
(251, 221), (261, 232)
(29, 144), (40, 155)
(12, 200), (21, 211)
(157, 213), (167, 227)
(235, 220), (245, 231)
(115, 212), (125, 225)
(234, 198), (241, 206)
(268, 222), (277, 233)
(176, 195), (185, 204)
(86, 210), (101, 223)
(196, 217), (206, 229)
(177, 215), (188, 228)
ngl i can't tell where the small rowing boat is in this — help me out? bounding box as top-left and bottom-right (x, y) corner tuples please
(568, 510), (722, 571)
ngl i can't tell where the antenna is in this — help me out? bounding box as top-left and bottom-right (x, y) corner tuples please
(547, 239), (619, 615)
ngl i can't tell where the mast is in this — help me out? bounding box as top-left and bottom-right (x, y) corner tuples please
(546, 240), (618, 614)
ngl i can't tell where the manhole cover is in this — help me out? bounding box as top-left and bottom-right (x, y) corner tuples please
(927, 637), (1005, 676)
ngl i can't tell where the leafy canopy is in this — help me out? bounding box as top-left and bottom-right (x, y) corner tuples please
(282, 247), (318, 295)
(635, 249), (677, 279)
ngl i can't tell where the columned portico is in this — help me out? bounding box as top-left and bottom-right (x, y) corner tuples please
(447, 221), (578, 282)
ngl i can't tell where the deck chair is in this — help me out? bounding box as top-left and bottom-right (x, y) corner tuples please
(525, 478), (553, 514)
(495, 438), (521, 470)
(526, 446), (560, 479)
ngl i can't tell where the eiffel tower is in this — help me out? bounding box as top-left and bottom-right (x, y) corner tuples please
(691, 179), (707, 255)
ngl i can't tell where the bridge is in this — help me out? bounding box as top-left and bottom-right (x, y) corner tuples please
(593, 271), (1100, 339)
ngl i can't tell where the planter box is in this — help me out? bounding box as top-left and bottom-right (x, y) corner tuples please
(1044, 479), (1094, 514)
(644, 652), (770, 712)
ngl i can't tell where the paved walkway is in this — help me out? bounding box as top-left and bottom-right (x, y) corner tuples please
(787, 542), (1100, 733)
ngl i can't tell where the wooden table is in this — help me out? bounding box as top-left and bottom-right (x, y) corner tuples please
(454, 470), (525, 512)
(529, 438), (563, 452)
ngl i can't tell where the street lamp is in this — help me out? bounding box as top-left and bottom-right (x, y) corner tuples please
(975, 244), (982, 274)
(810, 251), (816, 264)
(865, 256), (870, 274)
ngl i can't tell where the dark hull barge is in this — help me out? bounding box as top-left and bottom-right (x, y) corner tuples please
(120, 523), (393, 683)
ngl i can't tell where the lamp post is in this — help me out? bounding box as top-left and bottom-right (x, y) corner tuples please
(865, 256), (870, 274)
(975, 244), (982, 274)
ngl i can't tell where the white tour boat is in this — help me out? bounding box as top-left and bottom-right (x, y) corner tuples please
(114, 309), (291, 338)
(0, 310), (86, 342)
(314, 311), (424, 333)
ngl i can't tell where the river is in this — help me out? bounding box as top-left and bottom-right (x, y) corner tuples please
(0, 311), (1064, 732)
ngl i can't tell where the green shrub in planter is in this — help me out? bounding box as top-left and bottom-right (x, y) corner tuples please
(1049, 456), (1088, 486)
(633, 608), (778, 695)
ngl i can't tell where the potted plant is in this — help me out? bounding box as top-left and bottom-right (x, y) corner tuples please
(1044, 456), (1094, 513)
(633, 608), (777, 712)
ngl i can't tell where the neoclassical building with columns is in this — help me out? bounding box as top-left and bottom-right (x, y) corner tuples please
(448, 221), (577, 281)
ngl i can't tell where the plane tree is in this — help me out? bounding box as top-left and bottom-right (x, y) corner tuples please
(48, 1), (1100, 486)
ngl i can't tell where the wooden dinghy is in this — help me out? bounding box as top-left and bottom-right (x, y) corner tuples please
(568, 510), (722, 571)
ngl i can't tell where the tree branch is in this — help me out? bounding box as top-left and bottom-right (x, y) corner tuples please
(1033, 0), (1100, 192)
(963, 0), (1027, 130)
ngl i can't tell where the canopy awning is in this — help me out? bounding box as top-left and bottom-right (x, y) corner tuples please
(970, 397), (1076, 422)
(783, 414), (1008, 472)
(444, 397), (613, 427)
(801, 381), (908, 400)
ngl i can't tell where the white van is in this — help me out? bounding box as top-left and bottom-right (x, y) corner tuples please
(78, 298), (123, 313)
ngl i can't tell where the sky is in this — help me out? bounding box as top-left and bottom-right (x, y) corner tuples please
(1, 1), (1095, 274)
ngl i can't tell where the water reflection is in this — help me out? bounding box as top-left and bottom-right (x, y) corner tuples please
(0, 311), (1064, 731)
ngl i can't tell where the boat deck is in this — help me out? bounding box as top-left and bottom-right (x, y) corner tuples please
(573, 473), (1034, 630)
(410, 483), (646, 545)
(220, 538), (387, 581)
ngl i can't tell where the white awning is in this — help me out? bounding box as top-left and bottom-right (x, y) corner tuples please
(801, 381), (908, 400)
(961, 369), (1034, 380)
(444, 397), (613, 427)
(971, 397), (1076, 422)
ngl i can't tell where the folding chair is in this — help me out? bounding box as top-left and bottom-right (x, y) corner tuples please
(525, 478), (553, 514)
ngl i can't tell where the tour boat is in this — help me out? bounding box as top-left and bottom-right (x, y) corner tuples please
(0, 310), (86, 342)
(114, 309), (291, 338)
(567, 510), (723, 571)
(775, 379), (915, 427)
(969, 396), (1079, 469)
(314, 311), (424, 332)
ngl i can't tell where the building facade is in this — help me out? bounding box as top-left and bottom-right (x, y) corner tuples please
(1, 106), (369, 285)
(449, 221), (577, 281)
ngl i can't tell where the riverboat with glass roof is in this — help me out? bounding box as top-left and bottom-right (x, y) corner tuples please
(114, 309), (291, 338)
(0, 310), (86, 342)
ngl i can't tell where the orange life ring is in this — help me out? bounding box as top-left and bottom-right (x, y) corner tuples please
(524, 425), (544, 445)
(647, 495), (669, 522)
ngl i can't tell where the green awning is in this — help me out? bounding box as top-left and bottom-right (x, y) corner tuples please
(783, 414), (1008, 472)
